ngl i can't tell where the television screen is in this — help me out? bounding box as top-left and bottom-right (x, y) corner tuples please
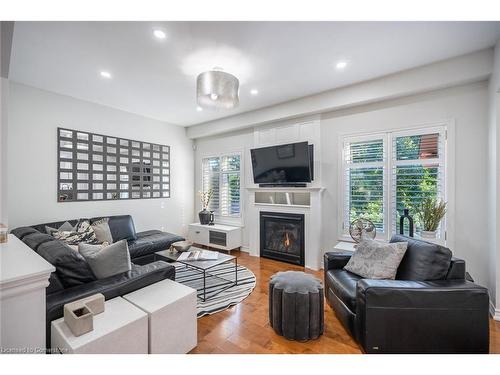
(250, 142), (312, 184)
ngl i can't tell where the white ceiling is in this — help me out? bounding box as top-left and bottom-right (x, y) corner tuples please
(10, 21), (500, 127)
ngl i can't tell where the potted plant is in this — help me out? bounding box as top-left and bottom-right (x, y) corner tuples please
(198, 189), (213, 225)
(417, 197), (447, 239)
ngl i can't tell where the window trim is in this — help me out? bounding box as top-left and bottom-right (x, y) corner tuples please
(337, 120), (455, 247)
(201, 151), (243, 219)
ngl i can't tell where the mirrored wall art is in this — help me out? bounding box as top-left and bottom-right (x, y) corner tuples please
(57, 127), (171, 202)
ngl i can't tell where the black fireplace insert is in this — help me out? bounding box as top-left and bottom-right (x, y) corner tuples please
(260, 211), (305, 266)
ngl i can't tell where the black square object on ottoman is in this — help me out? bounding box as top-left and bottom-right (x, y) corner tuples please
(269, 271), (324, 341)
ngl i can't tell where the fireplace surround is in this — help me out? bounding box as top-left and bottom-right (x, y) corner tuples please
(260, 211), (305, 266)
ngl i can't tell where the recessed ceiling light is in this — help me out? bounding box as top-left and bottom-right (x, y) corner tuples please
(335, 61), (348, 70)
(100, 71), (112, 79)
(153, 29), (167, 40)
(250, 89), (259, 95)
(196, 106), (203, 112)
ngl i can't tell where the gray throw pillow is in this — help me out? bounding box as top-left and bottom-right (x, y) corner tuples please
(45, 221), (76, 235)
(344, 239), (408, 280)
(91, 218), (114, 244)
(78, 240), (131, 279)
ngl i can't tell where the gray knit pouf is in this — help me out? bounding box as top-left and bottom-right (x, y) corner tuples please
(269, 271), (324, 341)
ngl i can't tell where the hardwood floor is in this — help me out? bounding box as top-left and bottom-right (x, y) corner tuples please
(189, 250), (500, 354)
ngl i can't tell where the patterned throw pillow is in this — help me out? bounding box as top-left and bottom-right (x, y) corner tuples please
(52, 219), (99, 246)
(45, 221), (77, 235)
(344, 239), (408, 280)
(91, 218), (114, 244)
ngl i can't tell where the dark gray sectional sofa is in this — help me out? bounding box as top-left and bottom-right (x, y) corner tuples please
(11, 215), (184, 349)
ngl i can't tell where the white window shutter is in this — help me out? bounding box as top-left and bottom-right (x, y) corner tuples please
(343, 137), (386, 235)
(202, 153), (241, 217)
(391, 129), (446, 237)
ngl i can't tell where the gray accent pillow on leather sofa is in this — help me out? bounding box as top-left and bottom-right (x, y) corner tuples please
(91, 217), (114, 244)
(390, 234), (452, 280)
(344, 239), (408, 279)
(79, 240), (132, 279)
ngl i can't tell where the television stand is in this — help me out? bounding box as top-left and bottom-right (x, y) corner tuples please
(258, 183), (307, 188)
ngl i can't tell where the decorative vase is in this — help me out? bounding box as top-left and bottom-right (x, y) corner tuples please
(399, 208), (414, 237)
(421, 230), (437, 239)
(208, 211), (215, 226)
(0, 223), (8, 243)
(199, 209), (211, 225)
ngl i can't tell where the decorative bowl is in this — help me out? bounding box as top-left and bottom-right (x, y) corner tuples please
(171, 240), (193, 252)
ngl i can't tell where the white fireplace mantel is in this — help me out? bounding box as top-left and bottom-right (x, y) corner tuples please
(247, 187), (325, 270)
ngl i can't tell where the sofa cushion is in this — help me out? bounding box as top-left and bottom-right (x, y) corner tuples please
(325, 269), (362, 312)
(391, 234), (452, 281)
(37, 240), (96, 288)
(22, 232), (55, 252)
(79, 240), (132, 279)
(91, 215), (137, 242)
(128, 230), (184, 259)
(11, 226), (38, 240)
(344, 239), (408, 280)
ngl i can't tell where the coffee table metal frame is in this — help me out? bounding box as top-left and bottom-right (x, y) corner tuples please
(155, 249), (238, 302)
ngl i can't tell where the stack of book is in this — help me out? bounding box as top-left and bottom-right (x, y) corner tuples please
(177, 250), (219, 261)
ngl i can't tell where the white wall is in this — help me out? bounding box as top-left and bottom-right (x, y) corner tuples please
(7, 82), (194, 235)
(0, 78), (7, 225)
(488, 38), (500, 313)
(321, 82), (490, 291)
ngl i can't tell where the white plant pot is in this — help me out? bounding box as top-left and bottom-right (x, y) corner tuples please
(421, 230), (437, 239)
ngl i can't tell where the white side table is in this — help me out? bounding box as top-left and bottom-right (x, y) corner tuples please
(51, 297), (148, 354)
(123, 279), (197, 354)
(0, 234), (55, 353)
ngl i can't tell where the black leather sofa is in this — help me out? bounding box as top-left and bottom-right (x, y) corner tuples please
(11, 215), (184, 349)
(324, 234), (490, 353)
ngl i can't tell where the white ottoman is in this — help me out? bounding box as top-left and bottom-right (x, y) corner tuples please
(51, 297), (148, 354)
(123, 279), (197, 354)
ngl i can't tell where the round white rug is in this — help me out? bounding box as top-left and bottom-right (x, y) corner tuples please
(173, 262), (257, 317)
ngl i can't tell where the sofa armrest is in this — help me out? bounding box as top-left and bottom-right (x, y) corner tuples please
(355, 279), (490, 353)
(357, 278), (488, 308)
(445, 257), (466, 280)
(323, 251), (353, 271)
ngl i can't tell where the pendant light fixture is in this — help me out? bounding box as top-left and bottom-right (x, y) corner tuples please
(196, 67), (239, 109)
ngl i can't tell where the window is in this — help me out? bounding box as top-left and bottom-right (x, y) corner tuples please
(343, 136), (386, 234)
(341, 126), (446, 240)
(202, 154), (241, 217)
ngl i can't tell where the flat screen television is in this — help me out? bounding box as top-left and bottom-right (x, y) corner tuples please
(250, 141), (313, 185)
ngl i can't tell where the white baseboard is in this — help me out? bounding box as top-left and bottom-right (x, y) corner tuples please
(240, 246), (250, 253)
(490, 301), (500, 321)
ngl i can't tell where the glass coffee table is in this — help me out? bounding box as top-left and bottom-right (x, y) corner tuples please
(155, 247), (238, 302)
